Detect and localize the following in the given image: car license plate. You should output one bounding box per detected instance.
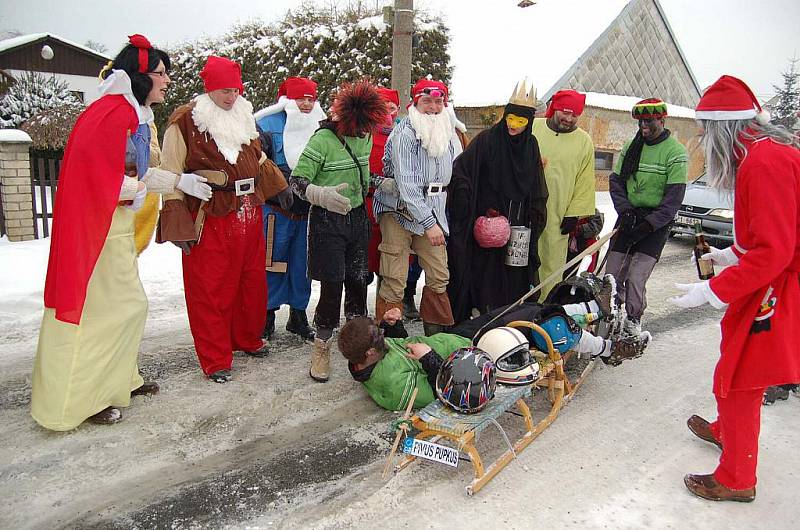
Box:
[402,437,459,467]
[675,214,698,226]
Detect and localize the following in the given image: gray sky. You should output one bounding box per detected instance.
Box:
[1,0,797,101]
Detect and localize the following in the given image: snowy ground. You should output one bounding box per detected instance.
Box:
[1,193,797,529]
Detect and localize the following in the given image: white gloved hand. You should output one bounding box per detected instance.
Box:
[691,245,739,267]
[376,177,398,195]
[305,183,352,215]
[129,184,148,211]
[177,173,213,201]
[668,281,729,309]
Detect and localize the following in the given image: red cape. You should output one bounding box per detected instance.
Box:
[43,95,139,324]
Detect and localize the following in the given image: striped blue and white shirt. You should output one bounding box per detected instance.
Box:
[373,117,454,236]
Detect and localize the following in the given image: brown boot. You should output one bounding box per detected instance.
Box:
[684,474,755,502]
[88,406,122,425]
[418,286,454,327]
[310,338,331,382]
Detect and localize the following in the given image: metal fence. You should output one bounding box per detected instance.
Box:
[29,148,61,239]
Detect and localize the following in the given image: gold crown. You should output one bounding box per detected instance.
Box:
[508,79,537,108]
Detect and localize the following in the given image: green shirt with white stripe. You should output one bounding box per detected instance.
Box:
[291,127,372,209]
[614,134,688,208]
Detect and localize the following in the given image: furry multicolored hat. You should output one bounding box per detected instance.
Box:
[632,98,668,120]
[331,80,388,137]
[695,75,771,125]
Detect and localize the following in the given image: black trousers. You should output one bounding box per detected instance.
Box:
[308,205,370,331]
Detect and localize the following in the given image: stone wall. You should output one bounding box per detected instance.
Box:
[0,130,35,241]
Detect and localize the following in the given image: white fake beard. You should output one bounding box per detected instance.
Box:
[283,99,326,169]
[192,94,259,165]
[408,104,452,158]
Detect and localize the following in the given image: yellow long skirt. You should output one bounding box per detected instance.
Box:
[31,207,148,431]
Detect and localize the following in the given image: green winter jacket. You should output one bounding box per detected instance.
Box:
[359,334,471,411]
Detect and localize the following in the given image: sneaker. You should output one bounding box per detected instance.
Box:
[286,308,315,341]
[208,370,232,383]
[603,332,651,366]
[623,316,642,336]
[244,341,270,358]
[595,274,618,320]
[763,385,790,405]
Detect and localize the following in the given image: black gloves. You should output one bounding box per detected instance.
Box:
[629,220,654,244]
[560,216,579,235]
[276,186,294,211]
[617,210,637,233]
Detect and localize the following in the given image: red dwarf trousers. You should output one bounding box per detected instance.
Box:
[708,387,765,490]
[182,203,267,375]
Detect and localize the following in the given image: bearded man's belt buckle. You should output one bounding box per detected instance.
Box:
[235,178,256,196]
[425,183,446,196]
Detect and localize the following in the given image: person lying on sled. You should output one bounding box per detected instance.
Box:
[337,274,651,411]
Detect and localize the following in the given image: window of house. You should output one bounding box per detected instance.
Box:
[595,151,614,171]
[70,90,84,103]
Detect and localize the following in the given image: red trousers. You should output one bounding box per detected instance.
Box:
[708,387,765,490]
[182,203,267,375]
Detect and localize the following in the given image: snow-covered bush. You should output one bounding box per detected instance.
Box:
[154,4,452,132]
[21,103,83,149]
[0,71,81,129]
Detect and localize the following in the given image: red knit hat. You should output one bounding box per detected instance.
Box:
[377,87,400,106]
[695,75,770,125]
[412,79,448,105]
[199,56,244,93]
[278,77,317,100]
[545,89,586,118]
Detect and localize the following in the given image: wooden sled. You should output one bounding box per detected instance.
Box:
[391,321,597,496]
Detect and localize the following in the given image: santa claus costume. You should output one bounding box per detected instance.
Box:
[157,56,287,382]
[671,75,800,501]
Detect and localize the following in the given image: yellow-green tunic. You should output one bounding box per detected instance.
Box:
[31,207,147,431]
[532,118,595,300]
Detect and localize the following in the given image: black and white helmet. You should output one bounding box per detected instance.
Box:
[477,327,538,386]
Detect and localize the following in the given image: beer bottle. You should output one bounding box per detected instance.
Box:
[693,223,715,280]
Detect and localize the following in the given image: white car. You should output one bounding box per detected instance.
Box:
[671,173,734,246]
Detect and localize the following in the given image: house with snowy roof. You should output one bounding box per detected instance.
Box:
[450,0,704,184]
[0,33,109,104]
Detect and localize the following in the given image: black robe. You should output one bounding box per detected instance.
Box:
[447,123,548,323]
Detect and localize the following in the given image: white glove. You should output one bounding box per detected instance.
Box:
[691,245,739,267]
[176,173,212,201]
[129,184,148,211]
[376,177,398,195]
[668,281,727,310]
[305,183,352,215]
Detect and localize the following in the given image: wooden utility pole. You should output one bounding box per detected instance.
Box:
[391,0,413,114]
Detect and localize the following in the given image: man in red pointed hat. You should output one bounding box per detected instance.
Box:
[670,74,800,502]
[254,77,326,342]
[156,55,288,383]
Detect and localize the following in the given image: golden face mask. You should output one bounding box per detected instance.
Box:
[505,113,529,130]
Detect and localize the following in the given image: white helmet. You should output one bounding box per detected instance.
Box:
[476,327,539,386]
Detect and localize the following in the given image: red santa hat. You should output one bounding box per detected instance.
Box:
[695,75,770,125]
[545,89,586,118]
[199,56,244,93]
[412,79,448,106]
[377,87,400,106]
[277,77,317,101]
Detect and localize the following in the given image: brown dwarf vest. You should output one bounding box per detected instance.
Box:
[170,103,285,218]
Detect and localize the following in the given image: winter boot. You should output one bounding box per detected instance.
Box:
[603,332,651,366]
[622,316,642,337]
[262,309,276,339]
[309,338,331,382]
[596,274,618,320]
[403,283,421,321]
[286,308,315,340]
[88,406,123,425]
[131,381,160,397]
[244,340,270,358]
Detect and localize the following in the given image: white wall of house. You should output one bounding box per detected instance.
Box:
[6,69,100,104]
